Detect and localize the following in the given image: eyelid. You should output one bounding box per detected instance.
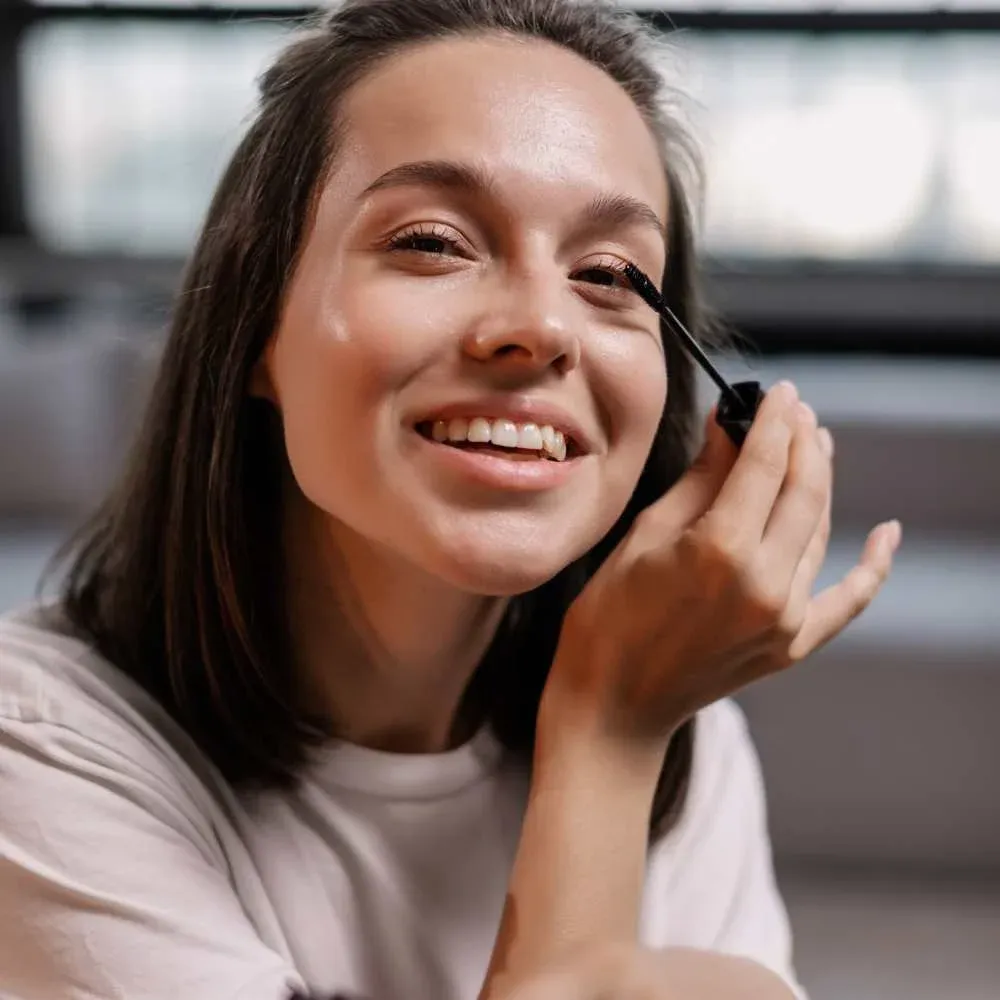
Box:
[581,252,631,274]
[572,252,637,293]
[381,220,473,252]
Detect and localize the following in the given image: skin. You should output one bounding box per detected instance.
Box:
[254,34,672,752]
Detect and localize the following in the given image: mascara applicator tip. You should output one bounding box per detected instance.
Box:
[621,261,764,448]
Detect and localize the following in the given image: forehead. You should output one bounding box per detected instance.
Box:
[332,34,669,217]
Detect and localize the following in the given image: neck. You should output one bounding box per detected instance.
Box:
[283,487,508,754]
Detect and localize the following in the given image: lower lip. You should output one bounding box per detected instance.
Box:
[412,432,583,491]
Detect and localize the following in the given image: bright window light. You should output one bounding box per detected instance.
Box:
[18,17,1000,263]
[21,20,290,253]
[948,121,1000,255]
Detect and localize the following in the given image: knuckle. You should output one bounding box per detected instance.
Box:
[778,605,807,639]
[742,574,789,624]
[857,571,882,609]
[846,571,877,620]
[745,438,788,482]
[808,525,831,563]
[686,519,745,574]
[627,545,664,591]
[818,507,833,538]
[799,474,830,512]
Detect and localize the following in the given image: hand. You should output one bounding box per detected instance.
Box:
[490,943,795,1000]
[545,381,900,747]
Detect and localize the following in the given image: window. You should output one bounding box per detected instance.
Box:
[677,32,1000,263]
[20,19,290,253]
[15,4,1000,265]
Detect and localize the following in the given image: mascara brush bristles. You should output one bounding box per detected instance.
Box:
[621,262,740,407]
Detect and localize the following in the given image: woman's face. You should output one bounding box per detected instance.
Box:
[258,34,670,595]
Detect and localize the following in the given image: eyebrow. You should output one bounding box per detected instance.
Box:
[360,159,667,241]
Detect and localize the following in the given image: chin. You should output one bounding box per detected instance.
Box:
[441,561,560,597]
[421,524,590,597]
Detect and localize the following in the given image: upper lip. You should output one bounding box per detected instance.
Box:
[412,395,595,454]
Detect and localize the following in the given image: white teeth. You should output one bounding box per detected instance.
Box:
[427,417,570,460]
[518,423,544,450]
[467,417,492,443]
[491,419,520,448]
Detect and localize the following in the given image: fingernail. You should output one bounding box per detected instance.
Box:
[886,519,903,552]
[818,427,834,456]
[798,402,817,427]
[774,380,799,403]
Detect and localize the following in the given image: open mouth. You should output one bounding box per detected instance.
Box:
[415,417,581,462]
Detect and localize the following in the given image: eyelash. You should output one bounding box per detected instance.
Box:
[384,225,635,295]
[384,223,460,256]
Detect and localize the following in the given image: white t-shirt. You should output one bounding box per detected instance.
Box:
[0,606,803,1000]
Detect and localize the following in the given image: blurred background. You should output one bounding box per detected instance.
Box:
[0,1,997,997]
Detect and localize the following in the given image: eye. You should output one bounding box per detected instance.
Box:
[385,223,465,257]
[571,255,633,294]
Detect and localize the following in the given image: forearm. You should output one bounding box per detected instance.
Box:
[480,697,669,995]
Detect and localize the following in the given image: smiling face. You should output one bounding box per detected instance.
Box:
[256,33,671,595]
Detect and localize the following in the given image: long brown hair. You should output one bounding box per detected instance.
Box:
[56,0,716,840]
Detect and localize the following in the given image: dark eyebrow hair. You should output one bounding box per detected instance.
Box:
[580,191,667,242]
[360,158,667,241]
[361,159,498,199]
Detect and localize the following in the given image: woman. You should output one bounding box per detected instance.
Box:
[0,2,900,999]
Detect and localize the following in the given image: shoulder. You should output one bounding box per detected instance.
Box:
[0,608,304,998]
[0,604,232,832]
[656,697,771,865]
[2,603,170,745]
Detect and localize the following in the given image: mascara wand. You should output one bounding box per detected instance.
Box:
[622,262,764,448]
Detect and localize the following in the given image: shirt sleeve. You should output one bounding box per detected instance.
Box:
[0,711,306,1000]
[641,699,808,1000]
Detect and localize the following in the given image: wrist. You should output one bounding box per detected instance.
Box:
[536,669,672,791]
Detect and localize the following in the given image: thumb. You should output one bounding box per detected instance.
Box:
[645,406,738,534]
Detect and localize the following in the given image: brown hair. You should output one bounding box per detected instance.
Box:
[56,0,715,840]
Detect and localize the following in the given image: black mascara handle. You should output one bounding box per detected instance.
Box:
[715,380,765,448]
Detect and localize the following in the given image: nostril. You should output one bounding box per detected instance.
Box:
[494,343,527,359]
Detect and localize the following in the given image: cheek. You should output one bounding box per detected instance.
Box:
[264,291,404,486]
[578,335,666,544]
[592,334,668,456]
[263,272,463,508]
[270,273,431,413]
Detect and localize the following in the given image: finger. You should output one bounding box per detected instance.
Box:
[707,381,802,547]
[640,405,737,538]
[784,427,834,616]
[759,409,831,590]
[788,519,901,661]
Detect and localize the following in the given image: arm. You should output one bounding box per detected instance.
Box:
[480,697,799,1000]
[480,698,668,992]
[480,390,895,999]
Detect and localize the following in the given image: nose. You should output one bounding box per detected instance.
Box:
[460,272,581,377]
